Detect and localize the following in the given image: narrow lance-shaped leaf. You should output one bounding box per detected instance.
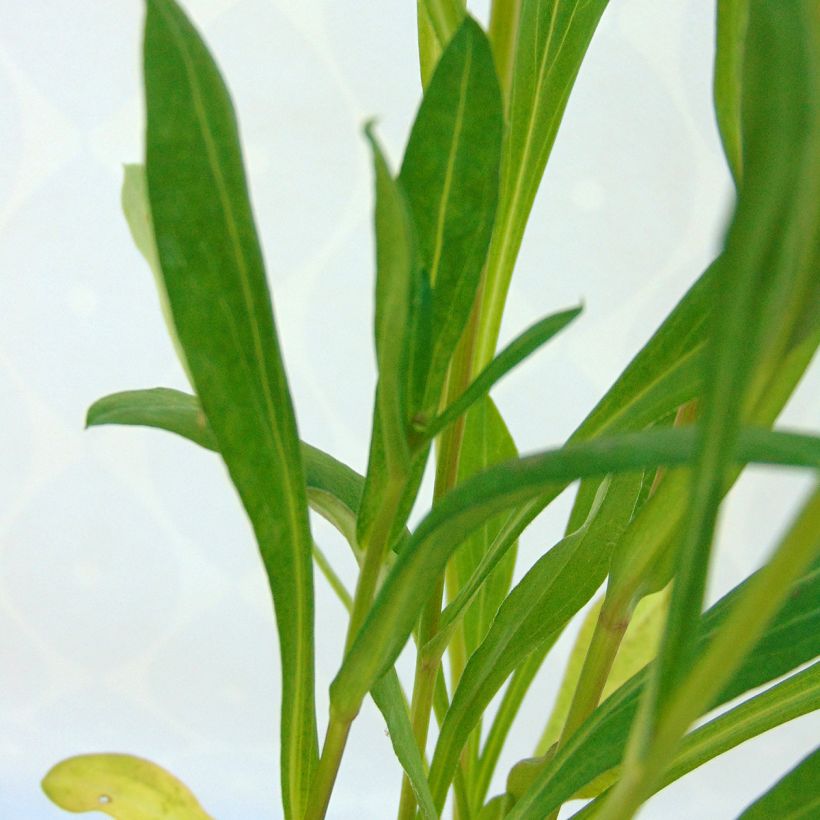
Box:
[328,426,820,722]
[366,123,415,477]
[452,397,519,660]
[737,746,820,820]
[121,164,193,383]
[714,0,749,186]
[399,15,503,417]
[627,0,820,777]
[422,306,582,441]
[428,471,644,808]
[143,1,317,814]
[42,754,212,819]
[504,548,820,818]
[570,661,820,817]
[475,0,611,368]
[86,388,368,553]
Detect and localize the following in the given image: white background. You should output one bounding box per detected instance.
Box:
[0,1,817,817]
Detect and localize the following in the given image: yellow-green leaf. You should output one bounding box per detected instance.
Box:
[42,754,211,819]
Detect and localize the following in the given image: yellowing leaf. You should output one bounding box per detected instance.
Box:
[42,754,211,819]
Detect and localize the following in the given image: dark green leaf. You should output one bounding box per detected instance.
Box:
[399,15,503,414]
[571,661,820,817]
[143,2,317,813]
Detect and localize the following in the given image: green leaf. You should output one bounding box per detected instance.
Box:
[474,648,545,809]
[310,547,436,820]
[738,745,820,820]
[86,388,366,554]
[634,0,820,767]
[91,388,432,819]
[667,666,820,811]
[504,547,820,818]
[452,397,519,661]
[428,471,643,808]
[371,673,438,820]
[399,15,504,414]
[422,306,581,441]
[714,0,749,185]
[488,0,522,102]
[366,123,416,476]
[417,0,466,86]
[562,257,716,536]
[475,0,611,367]
[88,387,215,449]
[143,2,317,814]
[328,425,820,743]
[42,754,211,819]
[538,587,669,757]
[121,164,193,383]
[422,0,465,54]
[572,661,820,817]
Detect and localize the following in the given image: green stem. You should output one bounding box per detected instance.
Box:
[302,716,351,820]
[308,477,405,818]
[399,286,482,818]
[398,576,447,820]
[597,485,820,820]
[558,603,628,749]
[312,542,352,611]
[346,476,405,650]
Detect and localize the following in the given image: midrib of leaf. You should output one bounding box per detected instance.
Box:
[429,40,473,288]
[154,3,312,809]
[480,0,586,368]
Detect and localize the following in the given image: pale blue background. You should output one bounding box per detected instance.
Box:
[0,1,817,817]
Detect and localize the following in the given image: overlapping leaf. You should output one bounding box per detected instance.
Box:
[399,15,503,417]
[626,0,820,780]
[475,0,611,367]
[143,1,317,813]
[328,427,820,724]
[504,550,820,817]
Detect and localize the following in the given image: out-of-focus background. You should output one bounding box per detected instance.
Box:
[0,1,817,817]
